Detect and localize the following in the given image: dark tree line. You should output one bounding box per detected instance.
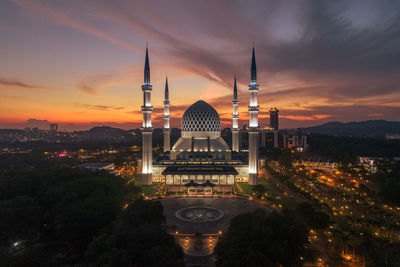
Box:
[86,199,183,266]
[307,134,400,163]
[214,206,326,267]
[0,168,182,266]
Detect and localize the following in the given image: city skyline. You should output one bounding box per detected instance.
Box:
[1,0,400,131]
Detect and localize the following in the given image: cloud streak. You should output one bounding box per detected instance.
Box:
[74,103,125,111]
[0,78,49,91]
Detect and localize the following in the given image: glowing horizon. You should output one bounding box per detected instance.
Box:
[1,0,399,131]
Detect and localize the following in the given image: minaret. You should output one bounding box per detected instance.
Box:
[141,45,153,185]
[232,77,239,152]
[248,46,259,185]
[163,77,171,153]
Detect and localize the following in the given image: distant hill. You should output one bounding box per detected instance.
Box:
[88,126,126,135]
[297,120,400,138]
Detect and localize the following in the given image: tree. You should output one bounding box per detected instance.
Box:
[86,199,184,266]
[295,202,330,230]
[253,184,266,197]
[0,167,141,264]
[215,209,317,267]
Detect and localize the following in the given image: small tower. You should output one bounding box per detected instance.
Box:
[163,77,171,152]
[232,77,239,152]
[248,46,260,185]
[269,107,279,130]
[141,45,153,185]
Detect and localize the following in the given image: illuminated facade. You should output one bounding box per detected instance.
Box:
[139,45,265,192]
[141,46,153,185]
[248,47,259,185]
[154,99,248,193]
[163,77,171,152]
[232,77,240,152]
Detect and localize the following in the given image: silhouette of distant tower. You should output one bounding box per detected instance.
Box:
[269,107,279,130]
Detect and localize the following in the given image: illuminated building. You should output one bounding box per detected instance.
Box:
[283,133,308,152]
[232,77,240,152]
[163,77,171,153]
[152,99,249,193]
[141,45,153,185]
[248,46,259,185]
[139,45,267,193]
[50,123,58,132]
[269,107,279,130]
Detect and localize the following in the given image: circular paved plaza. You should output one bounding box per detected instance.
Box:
[160,197,267,234]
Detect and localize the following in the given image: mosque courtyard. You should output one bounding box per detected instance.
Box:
[160,197,268,235]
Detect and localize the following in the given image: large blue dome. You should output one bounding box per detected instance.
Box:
[182,100,221,132]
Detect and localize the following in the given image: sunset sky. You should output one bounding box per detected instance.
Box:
[1,0,400,131]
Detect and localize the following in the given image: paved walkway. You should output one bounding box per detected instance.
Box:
[160,197,268,234]
[160,197,271,266]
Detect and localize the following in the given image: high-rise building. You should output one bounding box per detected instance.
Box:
[232,77,239,152]
[269,107,279,130]
[283,132,308,152]
[248,46,260,185]
[141,45,153,185]
[163,77,171,153]
[50,123,58,132]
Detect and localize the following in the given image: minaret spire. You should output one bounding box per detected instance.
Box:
[141,44,153,185]
[251,45,257,85]
[165,76,169,101]
[233,77,238,100]
[248,44,260,185]
[163,76,171,152]
[232,76,239,152]
[144,44,150,84]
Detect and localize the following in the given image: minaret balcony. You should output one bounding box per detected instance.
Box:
[141,106,153,112]
[248,84,258,90]
[248,106,260,111]
[142,84,152,91]
[141,127,153,132]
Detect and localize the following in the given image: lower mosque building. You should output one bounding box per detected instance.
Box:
[152,100,249,194]
[139,45,262,194]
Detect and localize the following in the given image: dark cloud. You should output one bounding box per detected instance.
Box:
[77,85,98,96]
[0,78,48,90]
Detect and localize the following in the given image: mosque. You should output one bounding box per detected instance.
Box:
[139,46,261,194]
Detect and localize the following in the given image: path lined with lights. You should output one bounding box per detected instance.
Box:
[265,160,400,265]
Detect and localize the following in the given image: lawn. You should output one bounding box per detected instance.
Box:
[132,176,160,196]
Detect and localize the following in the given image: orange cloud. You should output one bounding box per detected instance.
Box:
[281,115,333,121]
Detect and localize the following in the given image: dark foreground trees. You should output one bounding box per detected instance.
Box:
[0,167,146,264]
[86,198,184,266]
[0,167,183,265]
[214,209,317,267]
